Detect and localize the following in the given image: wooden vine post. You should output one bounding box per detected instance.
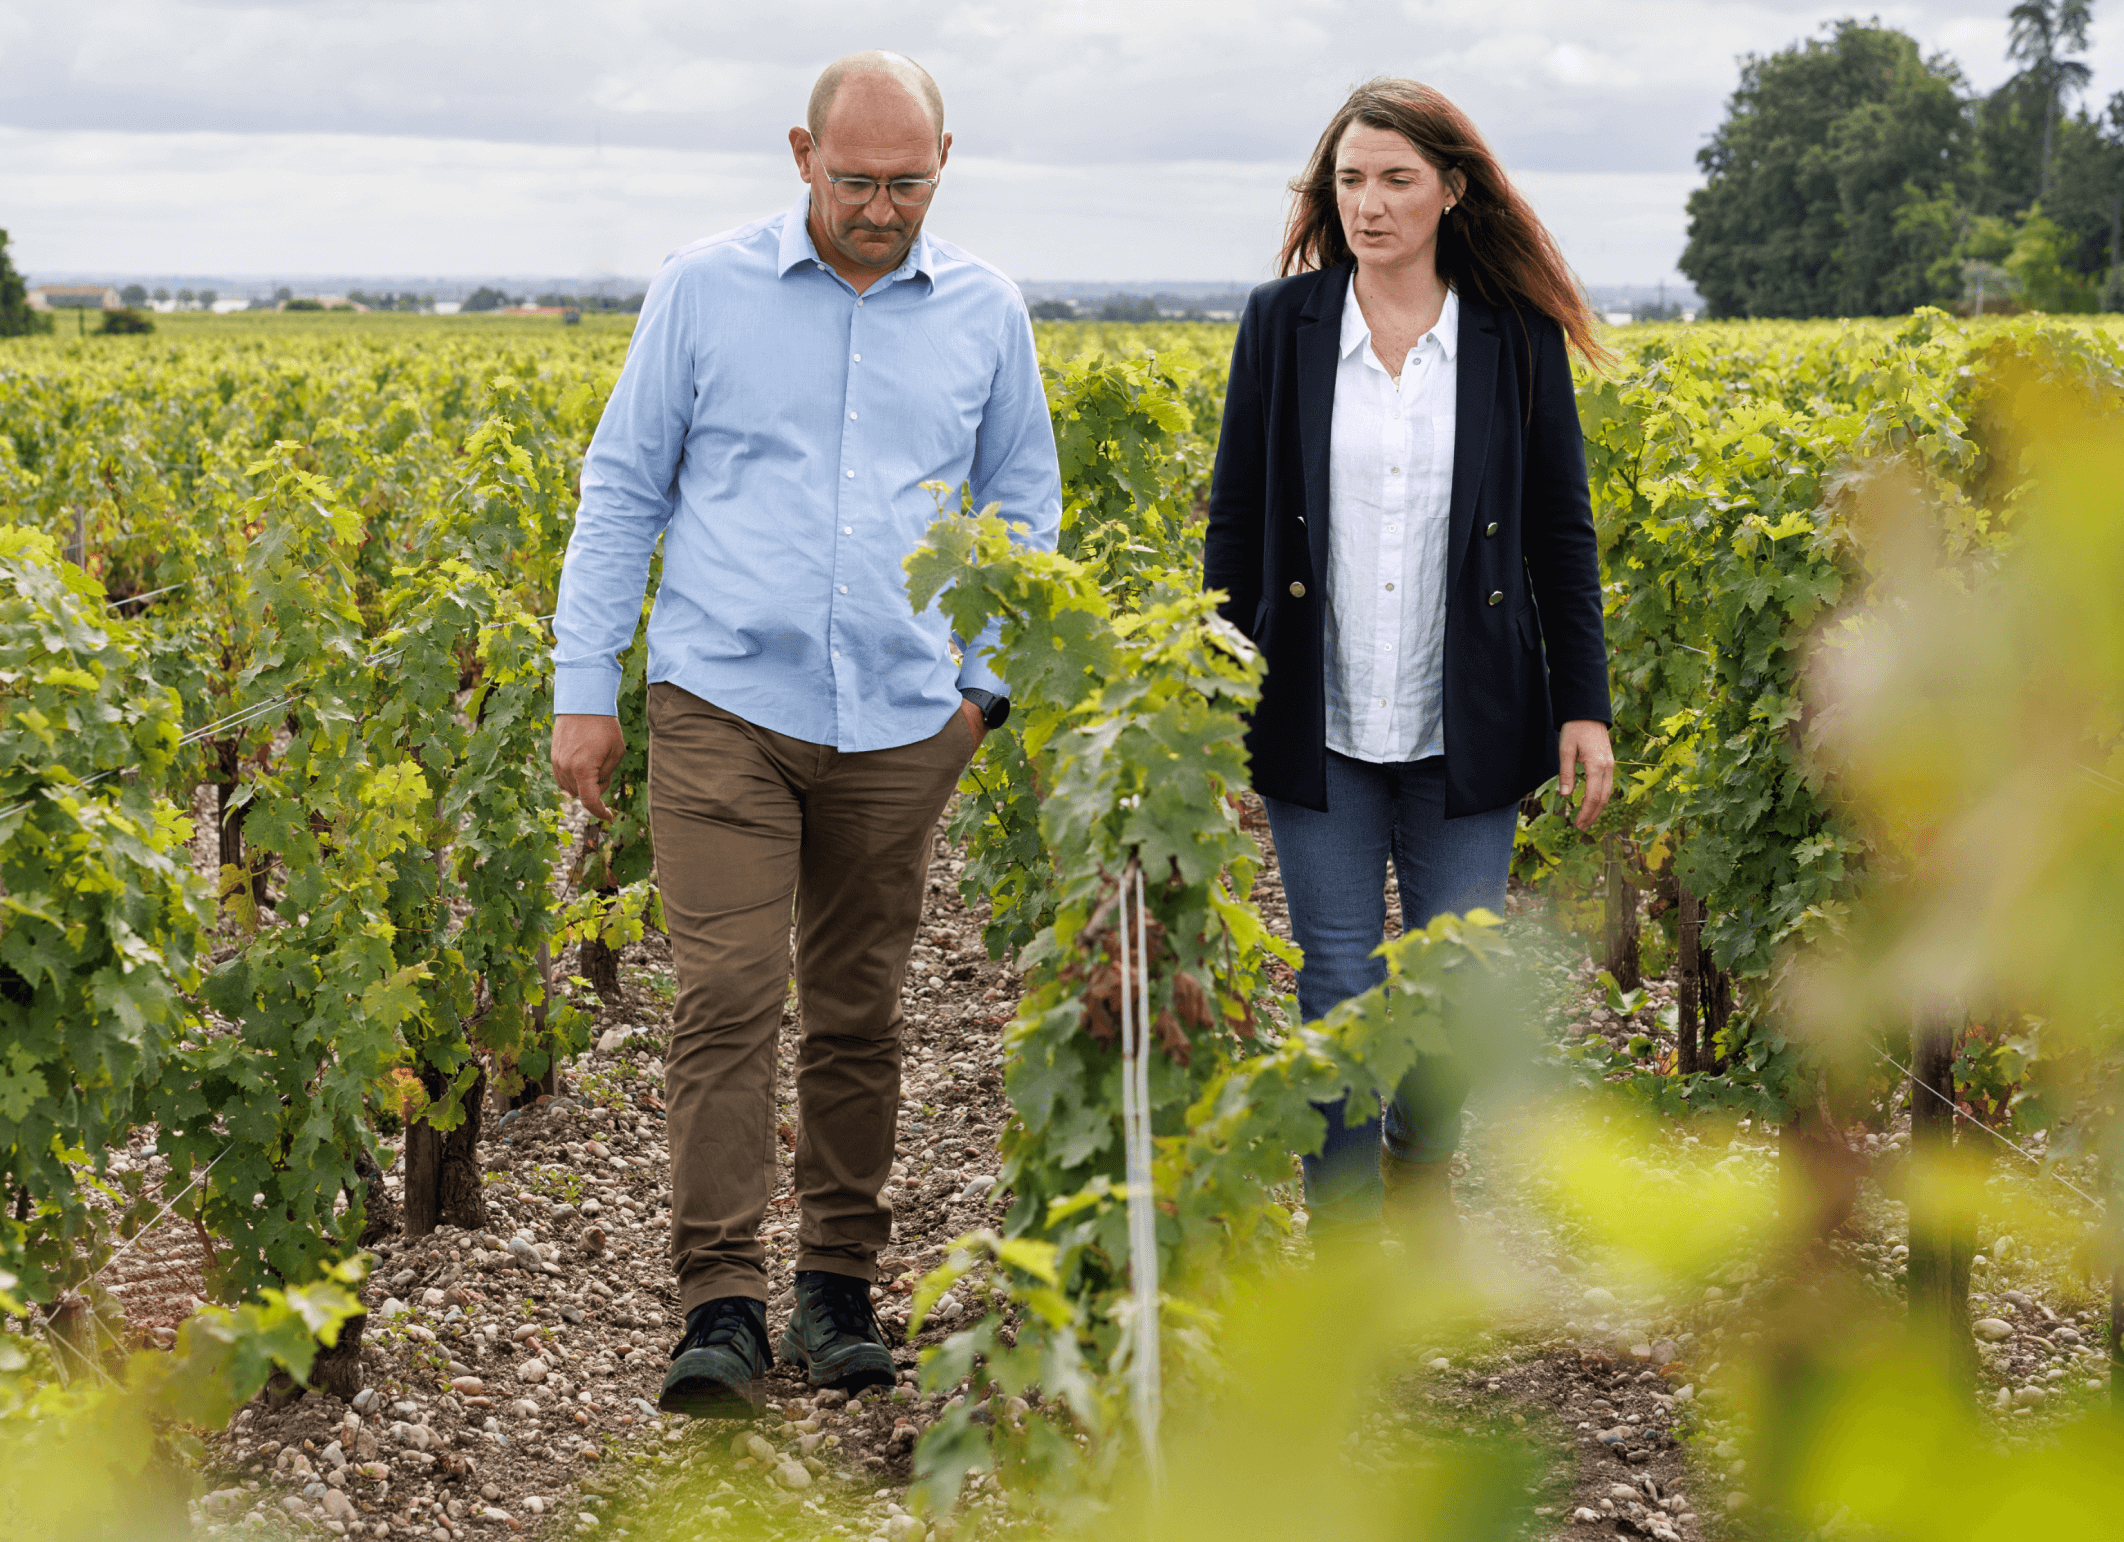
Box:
[1601,835,1641,992]
[1675,884,1702,1075]
[1907,1006,1977,1394]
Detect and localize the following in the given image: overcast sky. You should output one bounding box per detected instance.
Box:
[3,0,2119,288]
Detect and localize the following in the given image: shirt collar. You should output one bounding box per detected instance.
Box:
[1339,273,1460,364]
[777,191,936,287]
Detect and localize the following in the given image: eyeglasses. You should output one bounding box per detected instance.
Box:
[824,173,940,208]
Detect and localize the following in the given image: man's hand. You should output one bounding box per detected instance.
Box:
[1559,719,1616,832]
[552,714,624,823]
[959,697,988,754]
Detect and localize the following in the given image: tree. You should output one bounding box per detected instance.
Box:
[152,287,169,303]
[1681,21,1971,317]
[0,229,52,337]
[462,286,512,312]
[1029,299,1077,320]
[120,283,148,305]
[198,289,218,309]
[1097,294,1160,321]
[2007,0,2094,195]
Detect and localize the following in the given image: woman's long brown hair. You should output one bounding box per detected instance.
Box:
[1280,77,1608,368]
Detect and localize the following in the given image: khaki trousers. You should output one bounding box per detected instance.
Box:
[648,683,971,1312]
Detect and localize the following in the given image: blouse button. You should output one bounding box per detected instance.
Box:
[1487,591,1503,606]
[1485,521,1499,537]
[1288,581,1306,598]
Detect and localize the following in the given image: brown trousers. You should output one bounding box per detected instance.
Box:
[648,683,971,1311]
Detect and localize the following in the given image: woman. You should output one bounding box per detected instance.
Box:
[1204,78,1615,1239]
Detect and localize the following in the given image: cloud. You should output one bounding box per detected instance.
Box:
[0,124,1695,289]
[2,0,2115,281]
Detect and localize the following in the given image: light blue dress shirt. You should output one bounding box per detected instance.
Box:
[552,193,1062,750]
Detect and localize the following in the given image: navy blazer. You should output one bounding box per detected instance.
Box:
[1203,265,1612,817]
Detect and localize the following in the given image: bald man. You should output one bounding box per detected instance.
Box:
[550,51,1061,1417]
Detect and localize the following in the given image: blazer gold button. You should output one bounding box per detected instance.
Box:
[1485,521,1499,537]
[1289,581,1307,598]
[1488,590,1503,606]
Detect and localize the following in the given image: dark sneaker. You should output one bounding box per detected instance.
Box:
[778,1270,896,1393]
[659,1297,771,1418]
[1382,1155,1461,1261]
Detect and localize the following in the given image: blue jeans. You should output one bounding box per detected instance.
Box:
[1263,751,1517,1229]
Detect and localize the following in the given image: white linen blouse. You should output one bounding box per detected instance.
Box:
[1322,277,1459,764]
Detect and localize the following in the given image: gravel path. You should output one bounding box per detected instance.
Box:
[151,794,2112,1542]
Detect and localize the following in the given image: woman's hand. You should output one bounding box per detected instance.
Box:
[1559,720,1615,831]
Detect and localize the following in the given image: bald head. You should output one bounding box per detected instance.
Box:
[806,50,945,145]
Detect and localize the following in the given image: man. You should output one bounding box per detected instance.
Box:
[549,50,1060,1418]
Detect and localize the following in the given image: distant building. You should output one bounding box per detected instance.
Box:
[432,301,463,315]
[28,284,122,311]
[1603,311,1634,327]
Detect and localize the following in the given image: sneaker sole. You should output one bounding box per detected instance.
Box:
[778,1325,896,1393]
[658,1349,765,1419]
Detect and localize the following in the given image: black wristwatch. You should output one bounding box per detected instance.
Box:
[959,688,1010,730]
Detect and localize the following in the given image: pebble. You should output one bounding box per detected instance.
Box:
[351,1388,380,1414]
[1582,1287,1618,1312]
[376,1298,409,1321]
[1973,1318,2015,1342]
[775,1460,812,1490]
[450,1376,485,1395]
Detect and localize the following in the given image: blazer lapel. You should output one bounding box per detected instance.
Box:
[1447,296,1500,592]
[1295,266,1346,582]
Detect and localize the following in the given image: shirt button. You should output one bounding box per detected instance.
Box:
[1384,582,1395,592]
[1378,698,1388,708]
[839,585,849,595]
[1288,581,1306,598]
[1488,591,1503,606]
[845,469,855,478]
[853,353,861,362]
[833,649,842,658]
[1385,523,1398,534]
[1485,521,1499,537]
[856,298,864,307]
[843,526,853,535]
[849,411,858,420]
[1389,467,1401,475]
